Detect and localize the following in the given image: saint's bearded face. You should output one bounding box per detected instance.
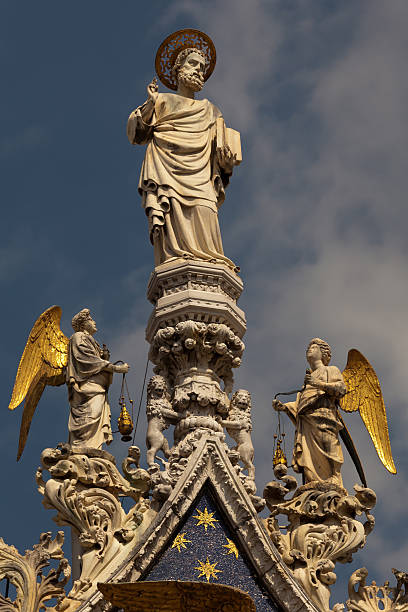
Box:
[177,51,205,92]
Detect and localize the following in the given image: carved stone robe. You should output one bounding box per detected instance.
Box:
[285,366,346,487]
[127,93,235,269]
[66,331,113,449]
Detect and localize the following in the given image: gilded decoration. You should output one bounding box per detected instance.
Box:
[172,533,192,553]
[141,488,276,610]
[193,507,218,532]
[98,581,256,612]
[194,557,222,582]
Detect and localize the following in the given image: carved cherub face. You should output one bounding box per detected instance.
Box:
[177,51,206,92]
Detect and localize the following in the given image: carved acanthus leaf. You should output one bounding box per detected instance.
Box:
[345,567,408,612]
[0,532,70,612]
[264,475,377,612]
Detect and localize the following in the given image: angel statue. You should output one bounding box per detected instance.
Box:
[127,29,241,271]
[8,306,129,460]
[273,338,396,489]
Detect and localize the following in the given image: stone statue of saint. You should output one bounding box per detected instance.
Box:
[67,309,129,449]
[273,338,346,488]
[127,30,241,270]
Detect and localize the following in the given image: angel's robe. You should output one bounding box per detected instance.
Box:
[285,365,346,488]
[127,93,235,269]
[66,331,113,449]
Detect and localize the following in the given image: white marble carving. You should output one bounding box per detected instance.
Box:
[0,531,70,612]
[145,375,179,467]
[273,338,346,488]
[264,467,376,612]
[68,309,129,450]
[149,320,243,399]
[36,444,155,609]
[82,435,320,612]
[146,260,246,341]
[128,46,241,270]
[343,567,408,612]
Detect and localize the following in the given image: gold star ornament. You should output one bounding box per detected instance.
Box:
[194,557,222,582]
[193,507,218,532]
[171,533,191,553]
[223,538,239,559]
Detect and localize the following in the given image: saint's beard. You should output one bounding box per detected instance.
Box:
[177,69,204,92]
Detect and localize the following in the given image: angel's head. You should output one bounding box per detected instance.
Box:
[306,338,331,366]
[72,308,97,335]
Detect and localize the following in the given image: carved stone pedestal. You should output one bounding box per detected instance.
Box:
[264,468,377,612]
[143,262,264,511]
[146,259,246,341]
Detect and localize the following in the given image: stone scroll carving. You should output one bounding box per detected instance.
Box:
[0,531,70,612]
[264,465,377,612]
[36,444,155,608]
[343,567,408,612]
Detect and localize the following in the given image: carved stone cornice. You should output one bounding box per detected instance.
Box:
[146,260,246,341]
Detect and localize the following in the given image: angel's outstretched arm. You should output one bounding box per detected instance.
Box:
[273,399,297,425]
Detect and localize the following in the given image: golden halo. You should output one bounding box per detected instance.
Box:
[155,29,216,91]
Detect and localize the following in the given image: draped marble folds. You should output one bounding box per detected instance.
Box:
[66,331,113,449]
[127,93,236,269]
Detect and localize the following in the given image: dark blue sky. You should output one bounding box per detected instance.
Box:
[1,1,408,607]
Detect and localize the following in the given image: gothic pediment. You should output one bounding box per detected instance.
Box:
[83,435,319,612]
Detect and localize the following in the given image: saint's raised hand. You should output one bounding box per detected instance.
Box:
[147,77,159,104]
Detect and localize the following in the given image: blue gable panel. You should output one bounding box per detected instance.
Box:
[142,485,281,611]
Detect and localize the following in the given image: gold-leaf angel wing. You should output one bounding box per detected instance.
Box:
[339,348,396,474]
[8,306,69,461]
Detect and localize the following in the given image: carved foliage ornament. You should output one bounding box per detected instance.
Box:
[0,532,70,612]
[36,445,152,603]
[155,29,216,91]
[149,321,244,395]
[345,567,408,612]
[264,477,377,612]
